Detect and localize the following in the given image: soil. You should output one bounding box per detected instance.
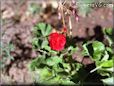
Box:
[0,0,113,85]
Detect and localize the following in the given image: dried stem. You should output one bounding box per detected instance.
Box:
[62,7,65,27]
[69,16,72,36]
[59,0,66,27]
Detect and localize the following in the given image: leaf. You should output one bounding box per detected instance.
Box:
[106,36,113,46]
[104,67,114,72]
[71,47,78,54]
[37,23,46,36]
[61,79,76,85]
[43,46,58,55]
[8,43,14,51]
[45,24,52,36]
[103,28,113,46]
[82,41,105,61]
[101,51,109,61]
[98,70,110,77]
[37,23,52,36]
[46,56,63,66]
[102,77,114,85]
[82,43,90,56]
[93,60,113,73]
[67,46,74,51]
[50,50,58,55]
[32,37,48,49]
[103,28,113,35]
[0,42,15,69]
[93,60,113,77]
[32,38,39,49]
[33,68,54,84]
[33,26,42,37]
[53,64,64,73]
[101,60,113,68]
[41,39,48,48]
[98,67,114,73]
[67,46,78,54]
[106,47,113,54]
[29,56,45,71]
[94,60,113,72]
[43,46,51,51]
[92,41,105,61]
[46,75,61,84]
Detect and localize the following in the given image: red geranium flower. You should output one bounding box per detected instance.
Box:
[49,32,66,51]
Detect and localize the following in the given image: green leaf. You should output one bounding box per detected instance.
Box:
[45,24,52,36]
[8,43,14,51]
[0,42,15,69]
[43,46,58,55]
[32,37,48,49]
[43,46,51,51]
[67,46,74,51]
[46,56,63,66]
[50,50,58,55]
[33,26,42,37]
[102,77,114,85]
[106,47,113,54]
[98,70,111,77]
[53,64,64,73]
[98,67,114,73]
[103,28,113,35]
[106,36,113,46]
[82,41,107,61]
[41,39,48,48]
[62,63,71,73]
[95,60,113,72]
[36,68,53,83]
[46,75,61,84]
[82,43,90,56]
[104,67,114,72]
[61,79,76,85]
[67,46,78,55]
[82,41,105,61]
[29,56,45,71]
[101,60,113,68]
[103,28,113,46]
[101,51,109,61]
[37,23,52,36]
[32,38,39,49]
[37,23,46,36]
[92,41,105,61]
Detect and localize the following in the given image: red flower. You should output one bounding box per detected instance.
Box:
[49,32,66,51]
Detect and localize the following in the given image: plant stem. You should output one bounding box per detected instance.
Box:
[37,49,48,55]
[69,16,72,36]
[62,9,65,27]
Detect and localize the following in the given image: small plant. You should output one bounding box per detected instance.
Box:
[29,22,82,85]
[82,28,114,85]
[0,42,14,69]
[29,0,114,85]
[29,22,114,85]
